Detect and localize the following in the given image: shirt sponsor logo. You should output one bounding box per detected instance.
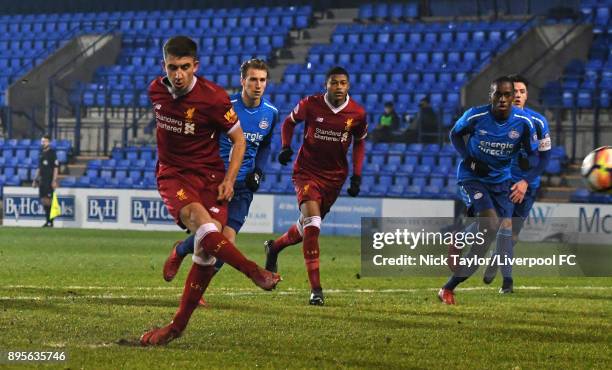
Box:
[508,130,520,139]
[259,118,269,129]
[4,195,75,220]
[478,141,515,156]
[131,197,174,225]
[314,127,343,142]
[87,196,118,222]
[244,132,264,143]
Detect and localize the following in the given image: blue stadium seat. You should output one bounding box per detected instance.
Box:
[545,159,561,175]
[378,175,393,186]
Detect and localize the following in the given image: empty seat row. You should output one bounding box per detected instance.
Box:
[332,29,513,45]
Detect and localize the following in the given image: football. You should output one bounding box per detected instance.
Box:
[581,146,612,193]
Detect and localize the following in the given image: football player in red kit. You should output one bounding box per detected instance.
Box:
[264,66,367,306]
[140,36,281,346]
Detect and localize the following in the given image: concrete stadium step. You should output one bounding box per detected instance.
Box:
[269,8,358,84]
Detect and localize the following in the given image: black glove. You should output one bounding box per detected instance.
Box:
[278,147,293,166]
[245,168,263,192]
[347,175,361,197]
[465,157,490,177]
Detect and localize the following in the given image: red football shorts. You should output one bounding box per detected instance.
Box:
[157,164,228,229]
[292,172,342,219]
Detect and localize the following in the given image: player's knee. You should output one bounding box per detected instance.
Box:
[499,218,512,230]
[192,222,220,267]
[180,203,218,232]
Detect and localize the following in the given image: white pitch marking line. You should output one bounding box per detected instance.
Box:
[0,286,609,301]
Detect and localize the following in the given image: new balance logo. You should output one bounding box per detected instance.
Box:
[316,117,324,122]
[209,206,220,214]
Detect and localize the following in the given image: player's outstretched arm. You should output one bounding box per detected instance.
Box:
[219,126,246,201]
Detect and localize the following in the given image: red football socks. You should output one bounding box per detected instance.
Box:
[201,231,257,275]
[272,224,303,253]
[302,226,321,290]
[172,263,215,331]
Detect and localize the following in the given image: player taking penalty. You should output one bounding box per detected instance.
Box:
[264,66,368,306]
[162,58,278,306]
[139,36,280,346]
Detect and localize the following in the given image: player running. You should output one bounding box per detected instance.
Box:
[139,36,280,346]
[264,66,367,306]
[438,76,538,305]
[162,58,278,305]
[482,74,552,293]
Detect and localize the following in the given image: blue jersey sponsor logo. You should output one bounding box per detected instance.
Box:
[4,194,75,220]
[131,197,174,225]
[87,196,118,222]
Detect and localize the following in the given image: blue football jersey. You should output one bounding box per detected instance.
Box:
[219,93,278,181]
[510,107,551,189]
[452,105,538,184]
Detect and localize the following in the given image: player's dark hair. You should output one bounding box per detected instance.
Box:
[325,66,350,82]
[490,75,513,94]
[508,74,529,89]
[163,36,197,60]
[42,134,51,140]
[240,58,269,79]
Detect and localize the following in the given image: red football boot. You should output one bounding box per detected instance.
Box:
[248,266,281,291]
[198,296,207,307]
[140,323,182,346]
[163,241,186,282]
[438,288,456,305]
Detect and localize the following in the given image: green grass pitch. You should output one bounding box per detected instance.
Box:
[0,227,610,369]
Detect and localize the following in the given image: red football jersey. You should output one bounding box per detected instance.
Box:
[148,75,239,174]
[290,94,368,184]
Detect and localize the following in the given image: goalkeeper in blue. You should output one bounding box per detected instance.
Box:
[162,59,278,305]
[438,76,538,305]
[482,74,552,293]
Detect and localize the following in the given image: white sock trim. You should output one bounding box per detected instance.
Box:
[303,216,321,230]
[193,223,219,266]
